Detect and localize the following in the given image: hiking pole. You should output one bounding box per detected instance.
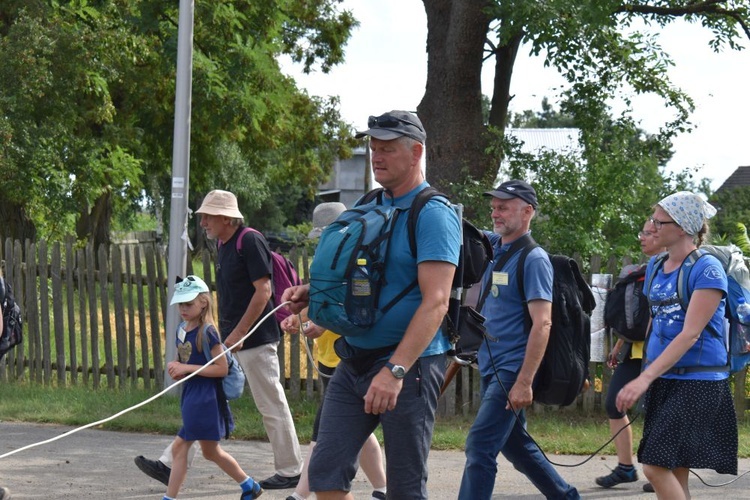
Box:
[440,360,462,396]
[442,203,465,395]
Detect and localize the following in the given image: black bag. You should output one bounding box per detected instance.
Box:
[450,305,488,364]
[519,251,596,406]
[0,277,23,359]
[604,264,649,342]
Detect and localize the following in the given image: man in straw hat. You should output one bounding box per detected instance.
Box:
[135,189,303,491]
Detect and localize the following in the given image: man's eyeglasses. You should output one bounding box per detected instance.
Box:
[649,216,678,230]
[368,114,424,132]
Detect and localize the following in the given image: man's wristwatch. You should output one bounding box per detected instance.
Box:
[385,361,406,379]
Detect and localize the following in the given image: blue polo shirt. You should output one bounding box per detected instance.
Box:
[477,231,553,377]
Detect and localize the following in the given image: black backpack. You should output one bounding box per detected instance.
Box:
[603,264,649,342]
[0,277,23,360]
[515,235,596,406]
[363,186,492,290]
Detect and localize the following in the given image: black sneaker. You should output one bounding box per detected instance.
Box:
[372,491,386,500]
[0,486,11,500]
[595,466,638,488]
[134,455,171,486]
[643,482,655,493]
[258,474,300,490]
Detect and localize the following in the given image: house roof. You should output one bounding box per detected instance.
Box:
[716,166,750,194]
[506,128,581,155]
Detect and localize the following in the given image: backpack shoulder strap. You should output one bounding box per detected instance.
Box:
[217,227,254,253]
[406,186,449,257]
[475,234,535,313]
[356,188,385,207]
[516,237,540,333]
[645,253,668,309]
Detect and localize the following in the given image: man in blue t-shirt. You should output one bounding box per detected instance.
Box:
[458,180,580,500]
[282,110,460,500]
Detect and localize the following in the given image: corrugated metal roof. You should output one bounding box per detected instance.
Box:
[506,128,581,155]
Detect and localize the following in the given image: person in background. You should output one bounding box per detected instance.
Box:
[136,189,303,491]
[457,180,579,500]
[617,191,737,499]
[595,222,665,493]
[164,275,262,500]
[0,268,7,500]
[282,110,461,499]
[281,202,387,500]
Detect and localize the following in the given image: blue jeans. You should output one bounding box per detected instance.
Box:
[308,353,445,499]
[458,372,580,500]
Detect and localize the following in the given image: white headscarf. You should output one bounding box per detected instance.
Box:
[657,191,717,235]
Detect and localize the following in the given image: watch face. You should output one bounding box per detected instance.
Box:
[392,365,406,379]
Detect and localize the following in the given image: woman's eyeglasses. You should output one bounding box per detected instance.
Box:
[637,231,654,239]
[649,216,678,230]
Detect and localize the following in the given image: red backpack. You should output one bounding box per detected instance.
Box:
[221,227,302,323]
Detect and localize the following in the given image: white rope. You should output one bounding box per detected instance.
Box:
[0,301,289,460]
[296,315,332,379]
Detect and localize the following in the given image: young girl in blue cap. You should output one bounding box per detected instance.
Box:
[164,275,263,500]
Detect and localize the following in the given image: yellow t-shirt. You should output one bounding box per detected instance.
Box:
[316,330,341,369]
[630,341,644,360]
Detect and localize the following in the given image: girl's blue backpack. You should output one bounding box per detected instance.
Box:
[197,325,246,400]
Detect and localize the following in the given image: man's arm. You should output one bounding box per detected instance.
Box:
[225,275,273,351]
[507,298,552,411]
[364,260,456,415]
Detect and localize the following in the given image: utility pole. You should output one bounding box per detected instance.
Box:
[165,0,195,387]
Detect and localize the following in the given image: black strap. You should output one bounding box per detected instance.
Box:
[475,234,534,313]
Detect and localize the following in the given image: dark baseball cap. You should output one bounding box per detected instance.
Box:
[355,110,426,144]
[484,180,538,208]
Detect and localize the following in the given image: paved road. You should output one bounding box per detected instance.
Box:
[1,421,749,498]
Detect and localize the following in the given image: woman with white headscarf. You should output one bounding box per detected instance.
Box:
[616,191,737,499]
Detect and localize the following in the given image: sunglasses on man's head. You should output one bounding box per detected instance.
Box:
[368,114,424,132]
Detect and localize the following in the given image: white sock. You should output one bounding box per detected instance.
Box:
[290,493,306,500]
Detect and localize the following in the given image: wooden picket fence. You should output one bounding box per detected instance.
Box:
[1,236,747,419]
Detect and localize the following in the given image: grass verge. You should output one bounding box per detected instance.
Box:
[2,382,750,457]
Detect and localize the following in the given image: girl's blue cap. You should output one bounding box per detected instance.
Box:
[170,275,209,305]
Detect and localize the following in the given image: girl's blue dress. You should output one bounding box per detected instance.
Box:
[176,324,233,441]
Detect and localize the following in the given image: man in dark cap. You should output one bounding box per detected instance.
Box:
[458,180,580,500]
[282,110,461,500]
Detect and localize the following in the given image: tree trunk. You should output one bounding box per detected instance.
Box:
[76,191,113,248]
[488,28,524,131]
[0,199,36,242]
[419,0,495,196]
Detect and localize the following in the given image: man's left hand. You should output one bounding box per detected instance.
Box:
[224,330,244,352]
[507,380,533,411]
[364,368,403,415]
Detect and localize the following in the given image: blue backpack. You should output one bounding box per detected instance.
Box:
[192,323,246,400]
[646,244,750,374]
[308,192,407,337]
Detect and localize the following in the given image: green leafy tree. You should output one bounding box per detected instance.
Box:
[0,0,357,246]
[418,0,749,256]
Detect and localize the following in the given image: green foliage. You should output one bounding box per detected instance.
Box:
[0,0,357,240]
[497,96,679,259]
[710,187,750,242]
